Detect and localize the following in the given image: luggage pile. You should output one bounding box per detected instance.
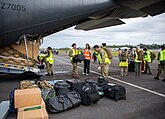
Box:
[44,77,126,113]
[9,77,126,118]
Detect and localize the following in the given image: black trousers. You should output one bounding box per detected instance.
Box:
[84,59,90,74]
[128,61,135,72]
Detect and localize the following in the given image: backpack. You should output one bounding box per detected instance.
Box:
[103,48,113,59]
[150,52,156,62]
[9,88,17,115]
[120,51,127,62]
[137,51,143,61]
[20,80,38,89]
[37,80,54,89]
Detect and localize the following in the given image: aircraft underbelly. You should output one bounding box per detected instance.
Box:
[0,0,116,47]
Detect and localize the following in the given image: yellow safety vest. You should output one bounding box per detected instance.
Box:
[39,54,45,60]
[97,49,110,64]
[134,51,142,63]
[144,50,151,62]
[70,48,80,61]
[46,50,54,64]
[159,50,165,64]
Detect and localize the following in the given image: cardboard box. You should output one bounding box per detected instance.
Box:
[17,108,48,119]
[18,98,45,112]
[15,88,41,108]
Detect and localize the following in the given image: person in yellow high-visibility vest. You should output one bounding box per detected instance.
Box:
[119,49,129,76]
[134,47,143,76]
[154,45,165,82]
[69,43,81,78]
[93,45,110,79]
[45,47,54,76]
[38,53,46,65]
[143,48,152,75]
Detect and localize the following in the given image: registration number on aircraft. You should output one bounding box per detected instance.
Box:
[1,2,26,11]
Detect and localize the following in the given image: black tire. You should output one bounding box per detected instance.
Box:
[22,71,41,79]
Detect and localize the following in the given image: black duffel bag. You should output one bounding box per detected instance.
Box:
[41,89,56,102]
[71,81,101,106]
[46,91,81,113]
[54,81,71,95]
[160,60,165,65]
[73,54,85,63]
[85,79,104,97]
[97,77,126,101]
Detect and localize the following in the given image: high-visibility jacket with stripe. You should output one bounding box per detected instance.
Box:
[134,51,142,63]
[97,49,110,64]
[69,48,80,61]
[144,50,151,63]
[83,49,91,60]
[46,50,54,64]
[158,50,165,64]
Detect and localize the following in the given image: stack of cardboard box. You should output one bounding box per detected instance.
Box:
[14,88,48,119]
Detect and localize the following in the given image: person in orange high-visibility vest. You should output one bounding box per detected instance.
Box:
[83,43,91,75]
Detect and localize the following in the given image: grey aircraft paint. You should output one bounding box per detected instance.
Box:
[0,0,165,47]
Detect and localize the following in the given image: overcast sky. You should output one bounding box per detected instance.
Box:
[41,13,165,48]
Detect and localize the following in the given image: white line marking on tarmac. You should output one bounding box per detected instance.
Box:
[55,58,165,98]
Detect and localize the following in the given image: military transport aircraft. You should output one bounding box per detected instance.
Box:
[0,0,164,74]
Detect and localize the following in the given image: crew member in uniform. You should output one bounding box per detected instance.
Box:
[45,47,54,76]
[143,48,152,75]
[93,45,110,79]
[134,47,142,76]
[69,43,81,78]
[154,45,165,82]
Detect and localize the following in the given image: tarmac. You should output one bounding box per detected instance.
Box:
[0,53,165,119]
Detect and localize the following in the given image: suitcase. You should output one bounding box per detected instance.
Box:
[101,83,126,101]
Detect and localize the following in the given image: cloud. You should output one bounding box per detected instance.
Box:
[41,13,165,48]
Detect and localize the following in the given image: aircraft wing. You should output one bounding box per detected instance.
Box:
[75,19,125,31]
[75,0,165,31]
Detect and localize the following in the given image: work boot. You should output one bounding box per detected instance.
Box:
[50,73,53,76]
[147,72,152,75]
[76,74,80,78]
[45,74,50,76]
[143,71,147,74]
[72,73,77,78]
[162,79,165,82]
[154,77,159,80]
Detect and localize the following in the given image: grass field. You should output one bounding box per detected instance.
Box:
[58,49,158,57]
